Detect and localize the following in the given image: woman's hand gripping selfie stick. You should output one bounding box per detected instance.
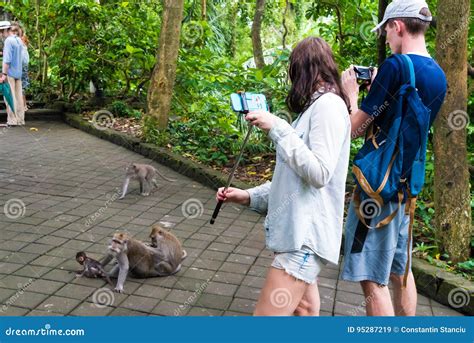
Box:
[210,92,253,225]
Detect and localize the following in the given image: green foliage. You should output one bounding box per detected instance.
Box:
[3,0,161,99]
[72,99,85,114]
[108,100,141,119]
[143,116,169,147]
[413,242,438,258]
[457,259,474,274]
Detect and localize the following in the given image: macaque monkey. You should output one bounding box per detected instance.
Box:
[119,163,176,199]
[101,231,184,293]
[149,225,187,275]
[75,251,113,286]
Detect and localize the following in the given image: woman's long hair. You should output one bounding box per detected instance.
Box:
[286,37,350,114]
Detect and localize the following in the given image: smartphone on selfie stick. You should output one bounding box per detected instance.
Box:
[210,92,269,224]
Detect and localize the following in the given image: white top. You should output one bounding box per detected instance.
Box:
[247,92,351,264]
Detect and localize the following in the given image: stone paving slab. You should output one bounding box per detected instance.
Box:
[0,121,465,317]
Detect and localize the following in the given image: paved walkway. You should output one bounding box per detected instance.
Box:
[0,121,463,316]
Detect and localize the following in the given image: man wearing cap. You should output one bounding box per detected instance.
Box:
[340,0,447,316]
[0,20,24,126]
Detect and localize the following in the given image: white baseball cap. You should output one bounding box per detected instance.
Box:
[0,21,11,30]
[372,0,432,32]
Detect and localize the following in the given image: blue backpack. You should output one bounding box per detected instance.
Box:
[352,54,431,229]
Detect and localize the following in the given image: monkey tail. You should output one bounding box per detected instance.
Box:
[182,249,187,261]
[104,275,114,286]
[153,167,177,182]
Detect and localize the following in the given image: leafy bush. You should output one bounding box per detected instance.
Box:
[108,100,142,119]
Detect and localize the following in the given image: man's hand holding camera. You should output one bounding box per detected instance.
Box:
[342,65,378,112]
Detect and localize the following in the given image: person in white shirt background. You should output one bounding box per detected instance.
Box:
[13,22,29,112]
[0,20,24,126]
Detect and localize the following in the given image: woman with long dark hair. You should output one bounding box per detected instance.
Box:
[216,37,351,316]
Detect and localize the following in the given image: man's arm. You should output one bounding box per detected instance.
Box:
[350,109,373,139]
[1,39,11,83]
[0,64,8,83]
[342,65,378,138]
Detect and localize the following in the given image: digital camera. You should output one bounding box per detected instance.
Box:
[230,92,268,113]
[353,65,374,81]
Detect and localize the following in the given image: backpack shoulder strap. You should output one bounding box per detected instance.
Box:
[401,54,415,87]
[392,54,415,88]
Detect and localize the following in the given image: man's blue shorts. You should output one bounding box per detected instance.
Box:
[341,200,412,286]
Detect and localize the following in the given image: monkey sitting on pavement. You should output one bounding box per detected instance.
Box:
[101,231,184,293]
[149,225,187,276]
[75,251,113,286]
[119,163,176,199]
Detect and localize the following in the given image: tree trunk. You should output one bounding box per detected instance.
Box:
[434,0,471,263]
[201,0,207,21]
[147,0,185,130]
[251,0,266,69]
[377,0,388,66]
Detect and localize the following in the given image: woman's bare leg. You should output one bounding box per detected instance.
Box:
[294,282,320,316]
[254,267,308,316]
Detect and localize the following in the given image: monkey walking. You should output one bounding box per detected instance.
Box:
[119,163,176,199]
[101,230,186,293]
[75,251,113,286]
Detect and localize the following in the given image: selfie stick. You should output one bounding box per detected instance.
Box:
[210,92,253,225]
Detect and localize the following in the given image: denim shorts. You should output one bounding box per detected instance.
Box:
[271,246,327,284]
[341,201,411,286]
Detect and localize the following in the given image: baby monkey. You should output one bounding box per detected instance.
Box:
[75,251,113,285]
[119,163,176,199]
